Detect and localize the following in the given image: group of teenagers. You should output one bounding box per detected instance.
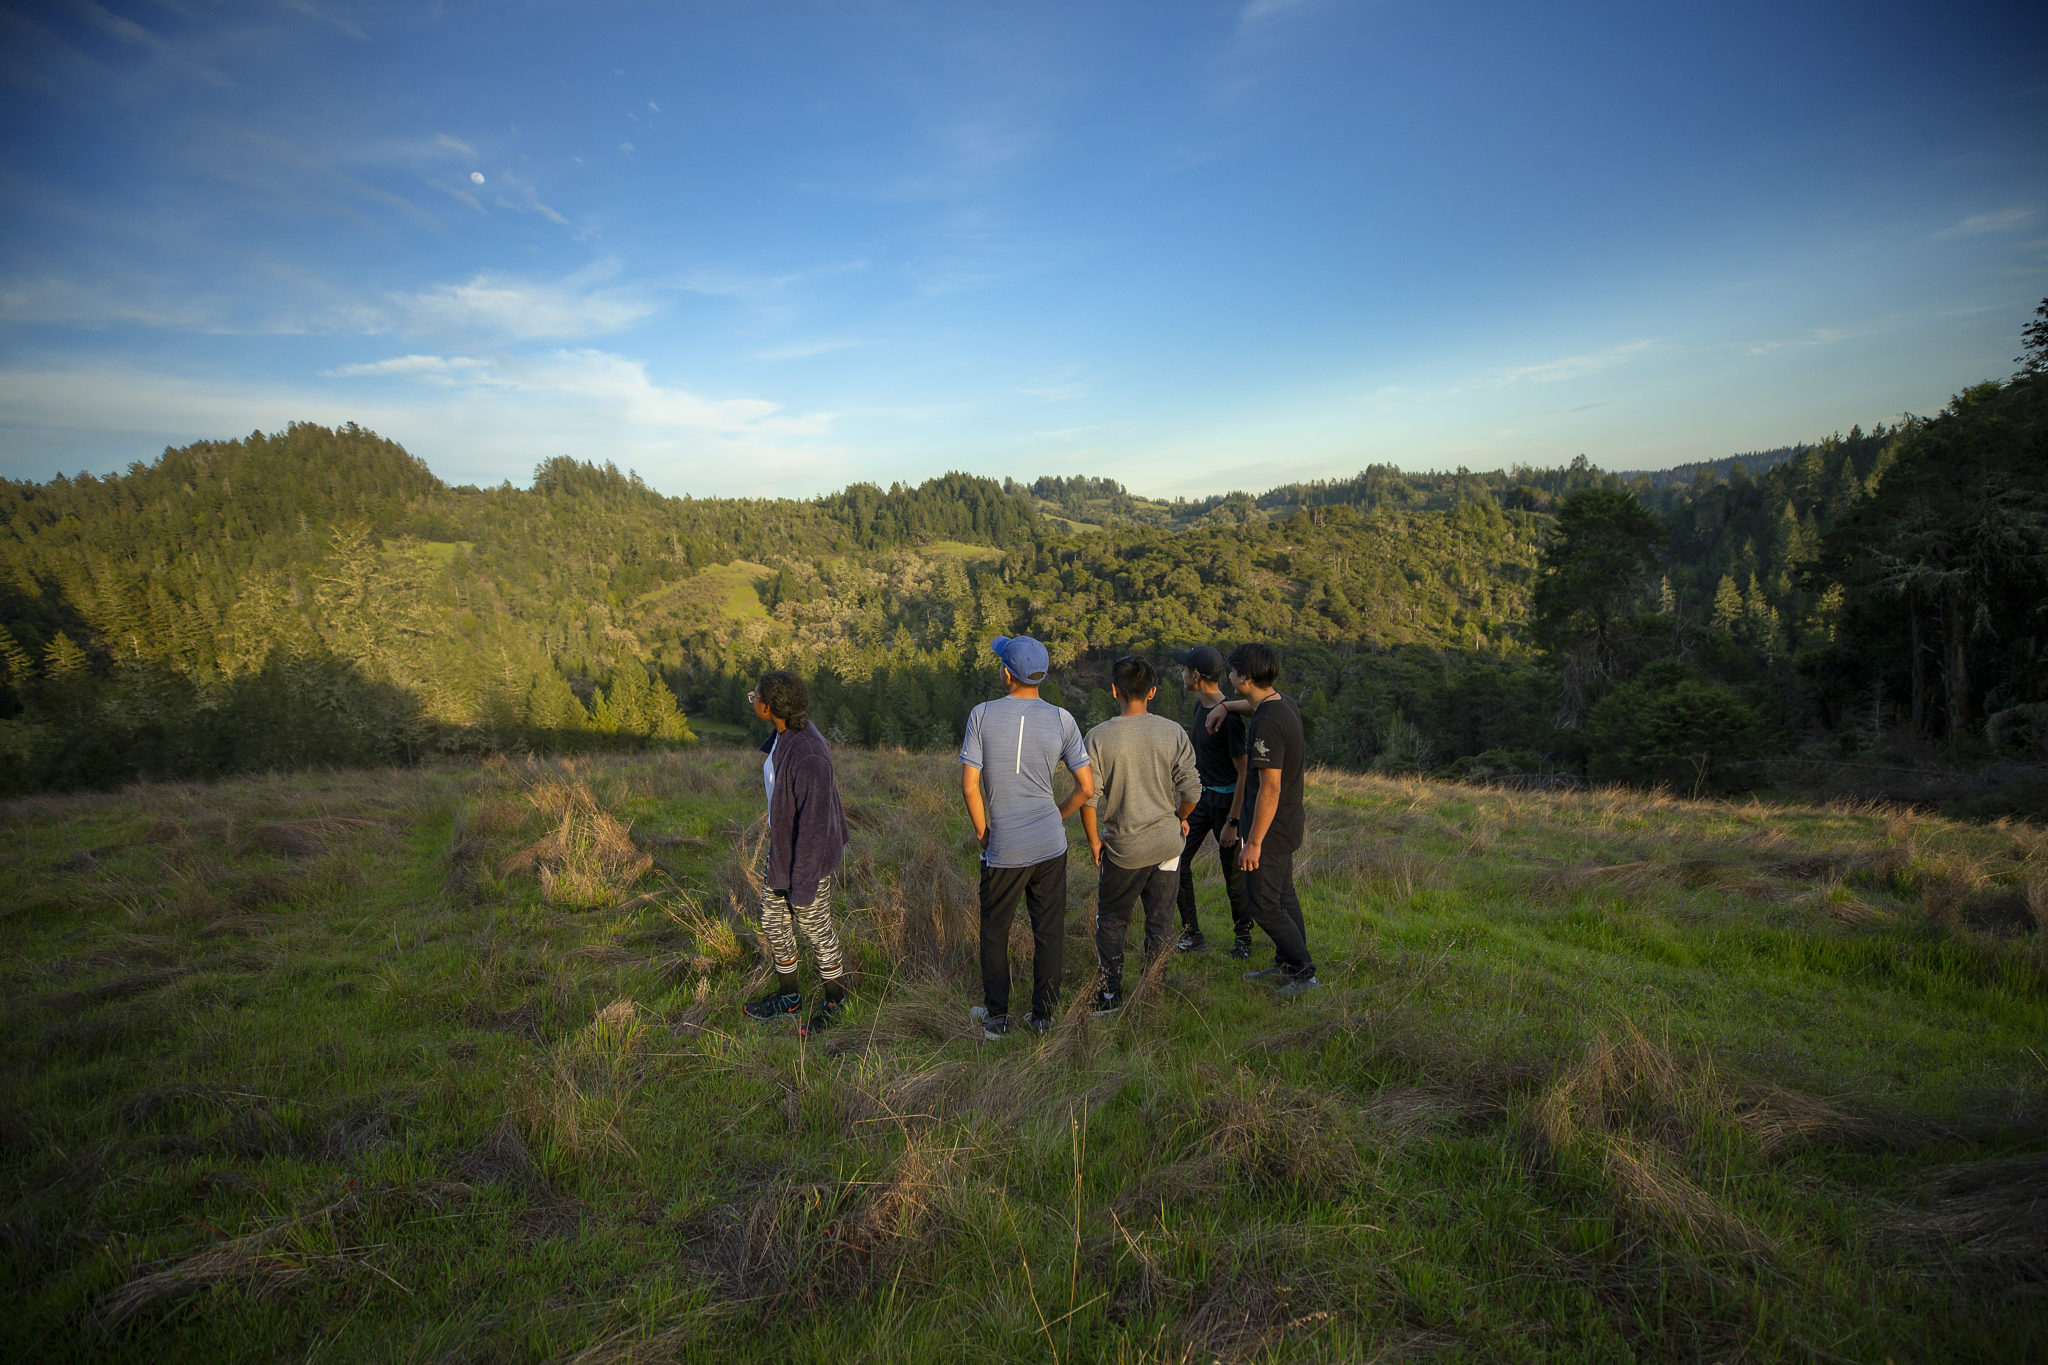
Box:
[739,635,1317,1039]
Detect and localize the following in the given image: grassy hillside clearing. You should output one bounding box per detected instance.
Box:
[3,749,2044,1362]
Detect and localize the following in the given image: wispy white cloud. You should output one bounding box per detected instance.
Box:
[0,274,213,329]
[71,0,229,85]
[433,132,477,159]
[1484,338,1654,386]
[278,0,369,44]
[321,348,831,438]
[389,267,660,341]
[0,358,841,494]
[1935,206,2033,238]
[322,354,490,382]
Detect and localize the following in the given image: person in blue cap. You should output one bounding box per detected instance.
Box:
[959,635,1095,1039]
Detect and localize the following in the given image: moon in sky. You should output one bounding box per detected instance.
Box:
[470,171,485,184]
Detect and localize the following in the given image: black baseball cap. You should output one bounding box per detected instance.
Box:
[1171,646,1227,680]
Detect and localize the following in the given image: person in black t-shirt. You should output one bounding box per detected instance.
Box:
[1229,641,1317,994]
[1169,646,1251,956]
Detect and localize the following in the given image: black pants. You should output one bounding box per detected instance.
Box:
[979,853,1069,1020]
[1177,789,1249,938]
[1245,848,1313,977]
[1094,858,1179,992]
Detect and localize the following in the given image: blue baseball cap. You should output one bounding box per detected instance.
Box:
[991,635,1050,684]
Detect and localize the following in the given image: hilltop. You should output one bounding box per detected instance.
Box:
[3,748,2043,1361]
[1,366,2043,808]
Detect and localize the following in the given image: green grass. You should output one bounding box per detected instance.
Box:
[916,541,1005,561]
[634,561,772,623]
[3,752,2043,1362]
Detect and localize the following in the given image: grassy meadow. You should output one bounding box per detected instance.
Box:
[3,745,2044,1362]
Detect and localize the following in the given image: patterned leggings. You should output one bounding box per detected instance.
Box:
[759,876,845,980]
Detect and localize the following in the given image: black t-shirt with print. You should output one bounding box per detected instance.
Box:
[1243,693,1306,855]
[1187,696,1247,790]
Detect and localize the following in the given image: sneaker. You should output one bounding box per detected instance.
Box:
[1175,930,1207,953]
[799,998,844,1037]
[1242,964,1287,982]
[970,1005,1009,1040]
[1274,974,1322,997]
[1022,1012,1052,1035]
[1228,937,1253,960]
[1090,990,1122,1016]
[744,988,802,1021]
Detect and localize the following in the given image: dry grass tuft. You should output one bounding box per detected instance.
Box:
[822,983,978,1055]
[663,891,748,974]
[1730,1085,1950,1156]
[499,779,653,909]
[97,1191,368,1325]
[1532,1030,1777,1256]
[1126,1076,1364,1210]
[688,1135,962,1304]
[507,999,647,1167]
[246,816,389,861]
[1543,858,1789,903]
[1887,1151,2048,1284]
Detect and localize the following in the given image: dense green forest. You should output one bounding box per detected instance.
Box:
[3,306,2044,803]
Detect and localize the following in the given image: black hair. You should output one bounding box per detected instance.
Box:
[1227,642,1280,688]
[756,670,809,731]
[1111,654,1155,697]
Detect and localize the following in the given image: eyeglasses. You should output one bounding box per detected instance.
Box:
[746,689,759,705]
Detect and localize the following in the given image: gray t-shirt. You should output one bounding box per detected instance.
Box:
[959,695,1092,868]
[1083,712,1202,870]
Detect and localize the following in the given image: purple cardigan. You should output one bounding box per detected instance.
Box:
[762,723,849,907]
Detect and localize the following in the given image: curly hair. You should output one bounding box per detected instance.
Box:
[755,670,809,731]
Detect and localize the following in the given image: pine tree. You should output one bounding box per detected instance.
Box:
[0,623,33,690]
[45,631,90,679]
[1711,575,1744,634]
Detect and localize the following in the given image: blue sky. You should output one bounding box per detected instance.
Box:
[2,0,2043,498]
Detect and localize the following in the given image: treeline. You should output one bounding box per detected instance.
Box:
[3,304,2043,800]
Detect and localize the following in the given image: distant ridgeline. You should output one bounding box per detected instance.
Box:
[2,368,2044,798]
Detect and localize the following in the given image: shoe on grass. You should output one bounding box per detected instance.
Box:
[1274,974,1322,997]
[799,998,844,1037]
[1228,937,1253,960]
[1175,929,1207,953]
[1090,989,1122,1016]
[744,988,802,1021]
[1023,1012,1052,1035]
[970,1005,1009,1040]
[1242,964,1287,982]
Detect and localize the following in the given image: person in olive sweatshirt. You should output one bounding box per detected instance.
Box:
[1080,654,1201,1014]
[742,670,853,1036]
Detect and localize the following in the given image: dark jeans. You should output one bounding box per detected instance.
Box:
[979,853,1069,1020]
[1094,858,1179,992]
[1177,789,1249,938]
[1245,848,1313,977]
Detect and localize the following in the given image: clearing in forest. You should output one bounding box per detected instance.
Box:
[3,750,2043,1361]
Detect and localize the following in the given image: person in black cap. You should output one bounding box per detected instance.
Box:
[1169,645,1252,957]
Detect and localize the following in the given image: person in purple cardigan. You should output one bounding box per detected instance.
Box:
[742,670,853,1036]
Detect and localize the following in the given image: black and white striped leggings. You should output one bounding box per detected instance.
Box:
[760,876,845,981]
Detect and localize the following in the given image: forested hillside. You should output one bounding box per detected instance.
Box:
[3,307,2044,803]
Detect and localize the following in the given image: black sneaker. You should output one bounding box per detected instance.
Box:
[970,1005,1009,1039]
[1023,1012,1052,1035]
[1090,990,1122,1016]
[1176,930,1207,953]
[1242,963,1287,982]
[1228,937,1253,960]
[799,998,844,1037]
[744,988,802,1021]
